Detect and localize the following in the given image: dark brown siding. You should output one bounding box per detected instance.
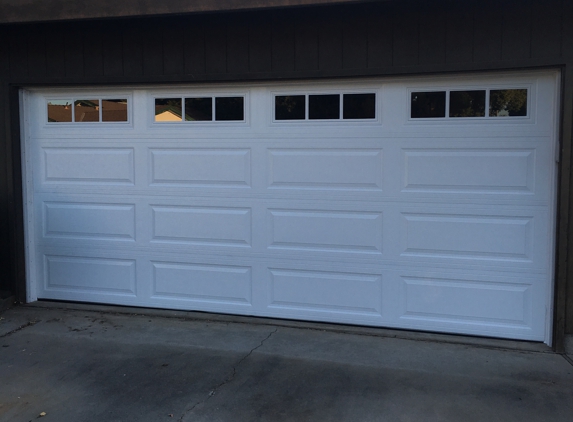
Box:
[563,0,573,342]
[0,0,571,349]
[3,0,568,84]
[0,0,368,24]
[0,24,10,296]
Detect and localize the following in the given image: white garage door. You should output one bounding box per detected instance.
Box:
[21,71,559,342]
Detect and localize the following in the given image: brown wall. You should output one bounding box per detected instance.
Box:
[0,0,370,24]
[0,0,572,348]
[1,0,568,83]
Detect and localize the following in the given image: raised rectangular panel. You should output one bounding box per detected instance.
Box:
[43,202,135,240]
[268,209,383,254]
[401,276,530,325]
[45,255,136,294]
[402,213,533,261]
[152,206,251,247]
[152,262,251,304]
[403,149,535,193]
[43,148,134,184]
[150,149,251,187]
[269,269,382,315]
[268,149,383,190]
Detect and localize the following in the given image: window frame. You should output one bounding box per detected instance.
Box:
[151,93,248,125]
[408,86,532,122]
[271,90,379,124]
[46,96,131,125]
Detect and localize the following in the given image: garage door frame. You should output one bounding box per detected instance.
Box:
[18,70,562,345]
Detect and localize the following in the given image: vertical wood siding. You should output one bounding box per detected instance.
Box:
[0,25,10,296]
[0,0,567,84]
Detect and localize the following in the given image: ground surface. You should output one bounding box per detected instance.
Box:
[0,304,572,422]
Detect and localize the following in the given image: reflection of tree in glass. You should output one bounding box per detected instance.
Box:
[411,92,445,118]
[489,89,527,117]
[449,91,485,117]
[275,95,305,120]
[280,96,299,112]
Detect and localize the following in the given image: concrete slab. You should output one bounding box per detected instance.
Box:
[27,300,554,354]
[0,305,572,422]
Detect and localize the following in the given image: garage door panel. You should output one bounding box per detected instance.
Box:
[400,212,534,262]
[398,275,532,326]
[42,201,136,241]
[150,261,252,306]
[43,254,137,296]
[266,208,383,255]
[267,148,383,191]
[148,148,252,188]
[380,269,545,340]
[402,148,535,195]
[150,205,252,248]
[266,268,383,316]
[41,147,135,185]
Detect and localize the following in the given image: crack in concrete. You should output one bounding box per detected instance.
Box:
[178,327,278,422]
[0,320,39,338]
[562,353,573,367]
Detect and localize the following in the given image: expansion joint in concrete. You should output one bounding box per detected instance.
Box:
[0,320,39,338]
[178,327,278,421]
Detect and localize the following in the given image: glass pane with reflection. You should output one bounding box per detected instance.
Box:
[102,99,128,122]
[215,97,244,121]
[185,97,213,121]
[309,94,340,120]
[275,95,305,120]
[74,99,100,122]
[449,90,486,117]
[343,93,376,119]
[489,89,527,117]
[47,100,72,122]
[411,92,446,118]
[155,98,183,122]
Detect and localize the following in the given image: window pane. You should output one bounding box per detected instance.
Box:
[309,94,340,119]
[102,99,128,122]
[155,98,182,122]
[215,97,244,121]
[47,100,72,122]
[185,97,213,121]
[275,95,305,120]
[343,93,376,119]
[489,89,527,117]
[411,91,446,118]
[74,99,100,122]
[449,90,486,117]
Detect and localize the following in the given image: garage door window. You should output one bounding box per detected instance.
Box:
[449,90,486,117]
[275,93,376,121]
[154,96,245,122]
[410,92,446,118]
[411,88,528,119]
[489,89,528,117]
[48,98,129,123]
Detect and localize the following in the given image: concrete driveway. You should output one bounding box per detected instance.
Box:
[1,303,572,422]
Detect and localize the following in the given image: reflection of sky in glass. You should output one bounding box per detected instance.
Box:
[47,100,71,106]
